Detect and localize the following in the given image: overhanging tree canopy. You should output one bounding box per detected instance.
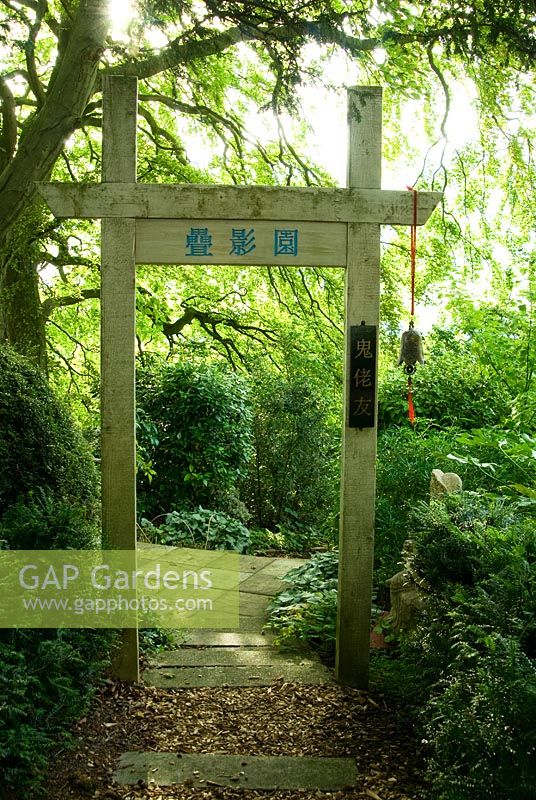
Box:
[0,0,534,369]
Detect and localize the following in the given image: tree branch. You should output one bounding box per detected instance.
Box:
[0,0,110,244]
[0,77,17,171]
[42,287,100,318]
[427,45,451,139]
[105,21,387,81]
[105,26,247,79]
[138,106,187,159]
[26,3,47,107]
[162,304,276,343]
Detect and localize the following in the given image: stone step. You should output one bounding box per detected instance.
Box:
[115,752,357,790]
[143,662,333,688]
[149,646,321,668]
[178,630,275,647]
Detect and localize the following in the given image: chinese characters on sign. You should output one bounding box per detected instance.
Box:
[185,227,213,257]
[135,219,348,266]
[230,228,256,256]
[349,324,377,428]
[274,228,298,256]
[186,226,299,259]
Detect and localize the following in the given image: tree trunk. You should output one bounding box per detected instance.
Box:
[0,213,47,370]
[0,0,109,368]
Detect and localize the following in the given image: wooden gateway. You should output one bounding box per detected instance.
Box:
[38,76,441,687]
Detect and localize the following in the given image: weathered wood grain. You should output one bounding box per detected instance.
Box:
[135,219,347,266]
[37,182,441,225]
[100,75,139,683]
[335,87,382,689]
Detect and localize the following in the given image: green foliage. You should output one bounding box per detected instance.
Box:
[136,360,252,518]
[0,347,108,797]
[375,426,462,588]
[0,628,114,798]
[424,640,536,800]
[266,550,338,652]
[0,346,99,528]
[243,371,340,530]
[140,507,251,553]
[249,519,336,556]
[139,627,177,654]
[381,493,536,800]
[379,331,511,430]
[450,299,536,429]
[448,427,536,499]
[0,489,98,551]
[407,493,524,588]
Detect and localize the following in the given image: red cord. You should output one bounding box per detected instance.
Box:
[407,376,415,425]
[406,185,418,319]
[406,186,418,425]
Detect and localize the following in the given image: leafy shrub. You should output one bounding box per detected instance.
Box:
[424,638,536,800]
[0,628,114,798]
[266,550,338,652]
[451,300,536,430]
[137,360,252,518]
[0,346,98,523]
[448,427,536,499]
[0,489,98,550]
[249,519,336,556]
[139,627,177,654]
[379,330,510,430]
[375,426,462,589]
[140,507,251,552]
[0,347,107,796]
[242,372,340,530]
[383,494,536,800]
[407,493,523,588]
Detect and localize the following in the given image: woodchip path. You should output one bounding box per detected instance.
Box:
[114,555,359,792]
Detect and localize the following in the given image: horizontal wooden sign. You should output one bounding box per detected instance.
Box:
[348,324,377,428]
[135,219,348,266]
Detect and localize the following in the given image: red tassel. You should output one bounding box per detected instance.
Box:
[408,377,415,425]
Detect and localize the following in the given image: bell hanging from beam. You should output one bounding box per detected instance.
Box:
[397,320,425,375]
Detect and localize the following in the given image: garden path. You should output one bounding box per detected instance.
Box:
[114,555,357,791]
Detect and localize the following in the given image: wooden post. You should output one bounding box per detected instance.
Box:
[101,76,139,681]
[335,87,382,688]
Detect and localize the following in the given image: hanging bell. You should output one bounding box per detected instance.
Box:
[397,321,425,375]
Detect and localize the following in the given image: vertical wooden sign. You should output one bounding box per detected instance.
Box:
[349,324,377,429]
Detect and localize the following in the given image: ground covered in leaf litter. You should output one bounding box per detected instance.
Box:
[43,678,428,800]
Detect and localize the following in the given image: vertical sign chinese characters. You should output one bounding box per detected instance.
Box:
[349,324,377,428]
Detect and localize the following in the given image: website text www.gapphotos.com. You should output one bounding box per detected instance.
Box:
[0,548,239,628]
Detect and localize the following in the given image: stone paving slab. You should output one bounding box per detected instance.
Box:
[149,646,321,668]
[257,558,307,578]
[239,591,273,617]
[143,662,333,688]
[238,555,276,572]
[115,752,357,789]
[179,630,276,647]
[236,614,269,631]
[239,572,285,596]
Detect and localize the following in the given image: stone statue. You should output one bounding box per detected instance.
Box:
[430,468,463,498]
[386,469,464,634]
